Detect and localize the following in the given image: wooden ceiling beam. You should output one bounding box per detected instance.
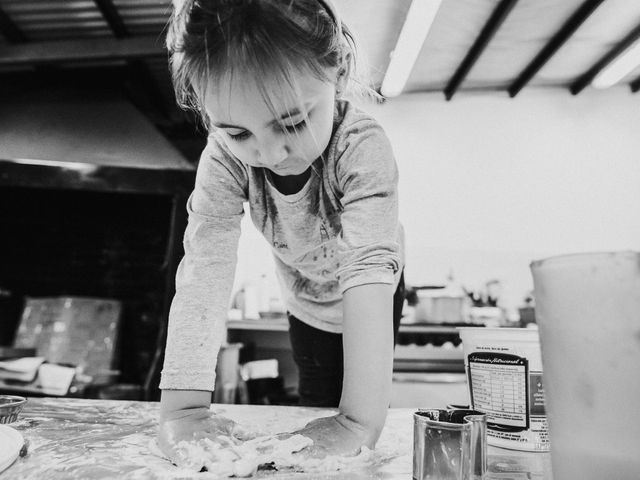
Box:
[0,6,27,43]
[92,0,172,124]
[93,0,129,38]
[570,22,640,95]
[508,0,605,98]
[0,36,165,67]
[444,0,518,101]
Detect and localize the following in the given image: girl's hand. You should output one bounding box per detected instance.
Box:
[157,406,252,467]
[293,413,371,458]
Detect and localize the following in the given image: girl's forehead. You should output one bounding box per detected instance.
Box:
[205,67,334,125]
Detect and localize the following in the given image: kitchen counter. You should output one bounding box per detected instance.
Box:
[4,397,552,479]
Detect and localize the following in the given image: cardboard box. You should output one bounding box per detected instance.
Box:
[14,297,121,377]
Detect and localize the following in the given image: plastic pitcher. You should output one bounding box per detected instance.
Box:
[530,251,640,480]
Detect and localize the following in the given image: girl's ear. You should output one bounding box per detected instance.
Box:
[335,52,351,97]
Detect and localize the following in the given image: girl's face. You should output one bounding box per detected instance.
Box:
[204,67,340,177]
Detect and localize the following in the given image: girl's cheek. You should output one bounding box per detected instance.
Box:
[300,126,323,151]
[227,143,247,160]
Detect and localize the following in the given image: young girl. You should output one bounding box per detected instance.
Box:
[158,0,405,464]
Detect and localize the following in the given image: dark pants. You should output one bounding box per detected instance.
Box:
[288,272,405,408]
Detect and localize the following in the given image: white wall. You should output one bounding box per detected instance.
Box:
[234,87,640,313]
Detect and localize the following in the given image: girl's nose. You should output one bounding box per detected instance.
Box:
[257,137,289,166]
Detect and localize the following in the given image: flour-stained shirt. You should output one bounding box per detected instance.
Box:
[160,100,405,391]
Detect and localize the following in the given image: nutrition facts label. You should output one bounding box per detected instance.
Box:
[467,352,529,429]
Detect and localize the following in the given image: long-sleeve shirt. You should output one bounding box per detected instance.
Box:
[160,100,405,391]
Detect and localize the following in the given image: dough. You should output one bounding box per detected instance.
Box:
[153,433,374,477]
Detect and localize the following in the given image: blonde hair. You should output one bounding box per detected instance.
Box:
[166,0,375,128]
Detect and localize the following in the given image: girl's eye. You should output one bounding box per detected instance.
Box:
[228,131,250,142]
[282,120,307,134]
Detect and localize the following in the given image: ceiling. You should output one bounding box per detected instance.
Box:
[1,0,639,161]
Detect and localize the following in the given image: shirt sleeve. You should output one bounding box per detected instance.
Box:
[160,139,247,391]
[333,118,401,293]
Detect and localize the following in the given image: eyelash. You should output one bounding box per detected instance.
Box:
[284,119,307,134]
[228,131,250,141]
[227,120,308,142]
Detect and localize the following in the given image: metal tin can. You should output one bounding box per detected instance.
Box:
[413,408,487,480]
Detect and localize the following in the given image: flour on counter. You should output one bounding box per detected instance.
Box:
[150,433,375,478]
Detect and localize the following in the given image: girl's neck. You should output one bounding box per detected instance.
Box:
[269,168,311,195]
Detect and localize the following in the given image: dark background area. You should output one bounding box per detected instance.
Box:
[0,161,193,400]
[0,187,171,386]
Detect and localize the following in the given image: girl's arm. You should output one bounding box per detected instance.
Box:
[157,142,248,466]
[298,110,402,454]
[160,389,212,421]
[160,140,247,393]
[295,282,394,456]
[339,282,394,444]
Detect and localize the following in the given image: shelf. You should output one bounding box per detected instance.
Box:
[226,319,468,334]
[226,319,289,331]
[0,380,70,397]
[398,324,461,334]
[394,344,464,361]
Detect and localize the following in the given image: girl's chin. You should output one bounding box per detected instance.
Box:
[270,165,310,177]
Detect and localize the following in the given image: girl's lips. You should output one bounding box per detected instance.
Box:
[273,161,305,173]
[275,159,297,168]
